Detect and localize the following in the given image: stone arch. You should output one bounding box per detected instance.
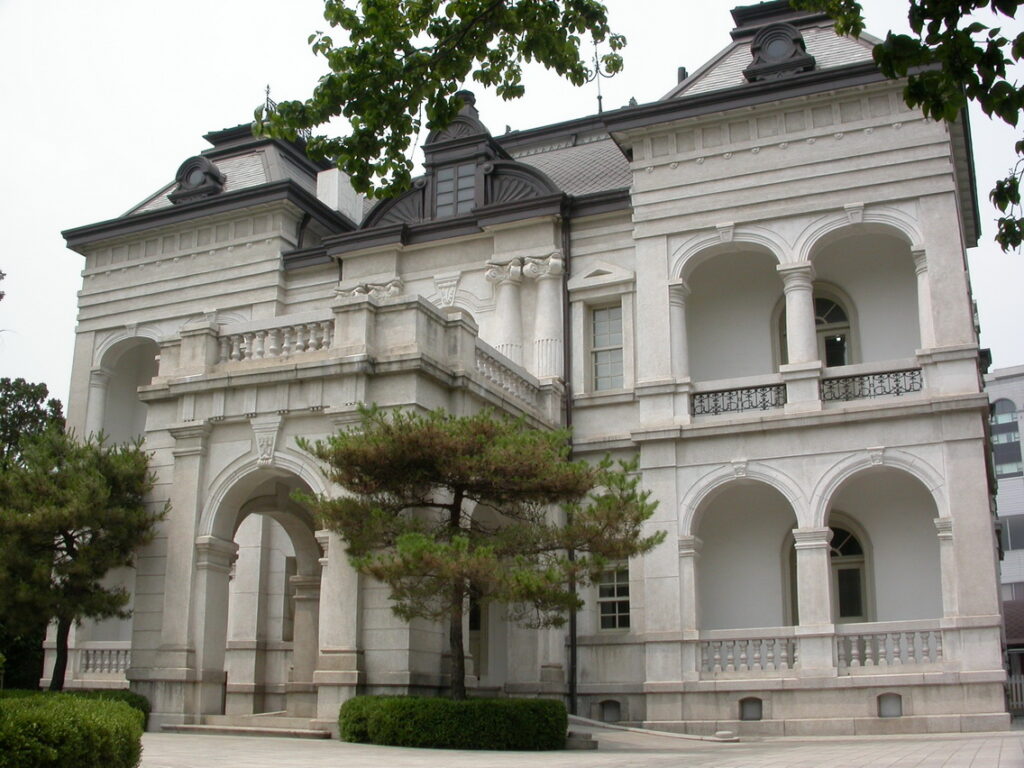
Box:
[680,461,808,537]
[809,448,947,529]
[671,224,789,283]
[93,324,164,368]
[200,449,332,542]
[795,205,923,264]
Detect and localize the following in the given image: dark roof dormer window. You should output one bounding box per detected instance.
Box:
[435,162,476,218]
[743,23,816,82]
[168,155,226,205]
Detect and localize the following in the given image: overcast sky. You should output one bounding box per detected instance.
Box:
[1,0,1021,407]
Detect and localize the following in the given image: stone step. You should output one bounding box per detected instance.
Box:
[203,714,317,730]
[161,724,331,739]
[565,730,598,750]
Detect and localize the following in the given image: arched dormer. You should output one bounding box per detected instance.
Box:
[363,91,560,228]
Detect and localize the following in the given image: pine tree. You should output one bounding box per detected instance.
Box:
[0,429,166,690]
[299,406,663,700]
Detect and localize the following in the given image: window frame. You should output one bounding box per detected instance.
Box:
[596,563,631,632]
[569,276,635,396]
[590,303,625,392]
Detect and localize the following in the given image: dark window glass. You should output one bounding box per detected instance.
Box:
[824,334,848,367]
[1005,516,1024,550]
[837,567,863,618]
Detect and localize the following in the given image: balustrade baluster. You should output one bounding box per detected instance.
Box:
[242,333,255,360]
[254,330,266,359]
[267,328,281,357]
[765,638,776,670]
[218,336,231,363]
[864,635,877,667]
[308,323,322,351]
[892,632,903,665]
[849,636,861,667]
[293,325,307,352]
[934,632,943,661]
[320,320,333,348]
[230,335,242,361]
[834,637,846,668]
[725,641,736,672]
[738,640,748,671]
[779,640,790,670]
[712,641,722,673]
[753,639,762,671]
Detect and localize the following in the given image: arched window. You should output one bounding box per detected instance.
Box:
[777,288,855,368]
[830,527,867,623]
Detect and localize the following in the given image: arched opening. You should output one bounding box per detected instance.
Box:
[739,696,763,721]
[695,480,797,630]
[824,467,941,621]
[99,338,160,444]
[877,692,903,718]
[809,229,919,364]
[198,470,323,718]
[599,699,622,723]
[685,248,783,382]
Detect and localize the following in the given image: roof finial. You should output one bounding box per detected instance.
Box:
[585,40,613,114]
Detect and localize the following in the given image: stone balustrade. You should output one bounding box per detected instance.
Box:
[474,343,541,410]
[79,644,131,676]
[216,313,335,364]
[698,635,798,674]
[835,627,943,670]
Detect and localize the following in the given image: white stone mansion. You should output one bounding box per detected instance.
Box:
[49,0,1008,736]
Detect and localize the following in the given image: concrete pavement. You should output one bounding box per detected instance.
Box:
[140,728,1024,768]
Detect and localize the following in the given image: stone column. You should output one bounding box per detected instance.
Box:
[313,530,362,724]
[912,248,936,349]
[485,260,523,365]
[678,536,702,680]
[287,575,322,718]
[934,517,958,618]
[85,368,112,438]
[668,280,691,381]
[778,263,822,412]
[778,263,817,365]
[523,253,564,379]
[792,527,834,673]
[192,535,238,715]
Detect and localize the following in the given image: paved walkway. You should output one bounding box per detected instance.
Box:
[141,728,1024,768]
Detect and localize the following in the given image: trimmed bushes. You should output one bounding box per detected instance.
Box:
[0,694,143,768]
[0,689,150,729]
[339,695,567,750]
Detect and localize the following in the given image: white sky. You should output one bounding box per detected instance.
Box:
[1,0,1021,407]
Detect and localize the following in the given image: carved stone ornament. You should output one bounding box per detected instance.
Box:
[522,253,565,280]
[251,415,282,467]
[335,278,404,299]
[434,273,461,306]
[484,260,523,285]
[743,23,816,82]
[168,156,227,205]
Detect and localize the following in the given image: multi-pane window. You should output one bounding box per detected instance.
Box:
[436,163,476,218]
[1001,515,1024,551]
[592,305,624,391]
[598,565,630,630]
[991,399,1022,477]
[1002,582,1024,601]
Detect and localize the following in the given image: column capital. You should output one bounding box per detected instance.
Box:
[934,516,953,540]
[485,259,523,285]
[522,252,564,280]
[89,367,114,387]
[912,248,928,275]
[668,279,691,305]
[195,535,238,573]
[678,535,703,557]
[793,526,832,549]
[777,262,815,290]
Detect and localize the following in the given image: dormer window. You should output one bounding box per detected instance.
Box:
[436,163,476,218]
[743,22,816,82]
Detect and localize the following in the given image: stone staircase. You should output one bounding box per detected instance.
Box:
[161,712,332,739]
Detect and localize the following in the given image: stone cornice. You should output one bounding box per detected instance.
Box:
[64,180,355,252]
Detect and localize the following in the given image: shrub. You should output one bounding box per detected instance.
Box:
[0,689,150,730]
[0,694,143,768]
[340,695,567,750]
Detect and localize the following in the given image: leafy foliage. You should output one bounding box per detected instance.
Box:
[0,378,64,472]
[793,0,1024,249]
[0,430,166,690]
[340,695,567,749]
[300,406,663,698]
[253,0,623,196]
[0,694,143,768]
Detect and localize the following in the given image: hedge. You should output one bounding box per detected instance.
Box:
[0,689,150,729]
[339,696,567,750]
[0,694,143,768]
